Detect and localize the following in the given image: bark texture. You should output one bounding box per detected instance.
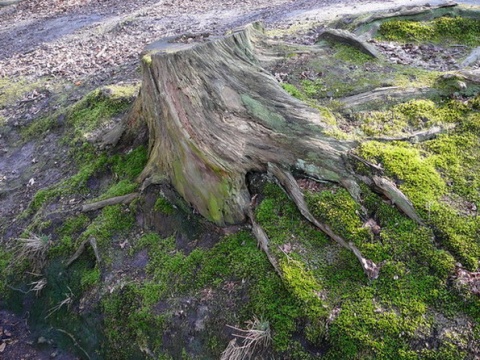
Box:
[135,23,357,225]
[129,22,426,279]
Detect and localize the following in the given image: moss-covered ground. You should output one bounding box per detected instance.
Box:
[1,6,480,360]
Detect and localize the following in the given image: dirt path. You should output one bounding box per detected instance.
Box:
[0,0,458,83]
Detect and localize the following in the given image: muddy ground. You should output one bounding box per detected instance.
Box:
[0,0,477,358]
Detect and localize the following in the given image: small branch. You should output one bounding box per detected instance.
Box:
[55,328,91,360]
[268,163,381,279]
[81,193,139,212]
[370,124,455,144]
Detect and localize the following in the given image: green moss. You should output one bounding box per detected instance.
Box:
[80,266,100,290]
[124,230,304,355]
[80,204,134,250]
[378,16,480,46]
[0,248,12,296]
[102,284,165,359]
[0,77,43,108]
[358,130,480,269]
[306,188,370,246]
[333,43,373,64]
[97,180,138,200]
[281,260,326,317]
[358,99,466,137]
[154,197,175,215]
[281,83,305,100]
[27,145,147,216]
[66,85,136,142]
[27,153,109,214]
[110,146,148,180]
[21,116,57,140]
[253,177,477,358]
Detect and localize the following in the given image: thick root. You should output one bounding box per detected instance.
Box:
[66,237,101,267]
[81,193,139,212]
[246,206,282,276]
[268,163,381,280]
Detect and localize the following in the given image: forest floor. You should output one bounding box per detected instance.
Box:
[0,0,478,358]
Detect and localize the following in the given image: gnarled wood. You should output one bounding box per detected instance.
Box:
[129,22,427,278]
[135,23,357,226]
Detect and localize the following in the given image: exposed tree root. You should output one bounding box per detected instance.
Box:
[317,29,382,59]
[66,237,101,267]
[268,163,381,280]
[371,124,455,144]
[362,175,424,226]
[81,193,139,212]
[338,87,434,111]
[246,204,281,276]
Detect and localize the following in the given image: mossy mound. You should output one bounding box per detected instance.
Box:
[1,5,480,360]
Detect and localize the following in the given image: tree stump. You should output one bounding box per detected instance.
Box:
[128,22,425,279]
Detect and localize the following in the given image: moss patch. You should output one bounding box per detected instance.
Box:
[378,16,480,46]
[358,96,480,269]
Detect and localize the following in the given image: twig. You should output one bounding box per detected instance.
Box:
[55,328,91,360]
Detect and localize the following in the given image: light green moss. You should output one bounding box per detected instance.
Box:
[378,16,480,46]
[80,204,135,250]
[0,77,43,108]
[67,86,136,142]
[333,43,374,64]
[281,83,305,100]
[359,99,466,137]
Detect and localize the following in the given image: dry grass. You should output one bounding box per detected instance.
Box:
[221,317,271,360]
[15,232,51,272]
[45,286,74,319]
[28,277,47,296]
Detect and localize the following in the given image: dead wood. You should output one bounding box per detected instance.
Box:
[338,87,434,111]
[355,2,458,28]
[317,29,382,59]
[66,237,101,267]
[125,22,431,278]
[81,193,139,212]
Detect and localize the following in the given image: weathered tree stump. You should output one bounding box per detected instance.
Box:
[126,22,426,279]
